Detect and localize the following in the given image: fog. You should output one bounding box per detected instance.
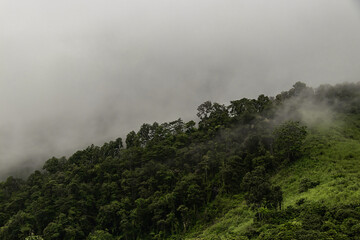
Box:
[1,0,360,178]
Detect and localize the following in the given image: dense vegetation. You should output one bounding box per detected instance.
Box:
[1,82,360,239]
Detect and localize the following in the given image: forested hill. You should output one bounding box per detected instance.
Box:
[1,82,360,240]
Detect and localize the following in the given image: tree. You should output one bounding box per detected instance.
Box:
[241,166,283,209]
[0,211,34,240]
[96,201,122,235]
[220,155,248,193]
[125,131,140,148]
[43,157,66,174]
[229,98,258,123]
[273,121,307,163]
[241,166,271,208]
[197,101,229,130]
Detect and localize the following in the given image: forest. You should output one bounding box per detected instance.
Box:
[1,82,360,239]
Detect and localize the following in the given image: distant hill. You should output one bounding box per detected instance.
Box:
[1,82,360,240]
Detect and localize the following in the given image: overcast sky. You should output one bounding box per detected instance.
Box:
[1,0,360,178]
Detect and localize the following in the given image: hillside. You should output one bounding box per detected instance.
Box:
[1,82,360,240]
[185,113,360,239]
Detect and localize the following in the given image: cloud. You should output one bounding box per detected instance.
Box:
[1,0,360,178]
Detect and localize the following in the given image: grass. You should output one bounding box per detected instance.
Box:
[185,201,253,240]
[274,113,360,207]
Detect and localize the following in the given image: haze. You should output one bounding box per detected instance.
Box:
[1,0,360,178]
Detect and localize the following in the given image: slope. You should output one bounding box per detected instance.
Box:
[184,113,360,239]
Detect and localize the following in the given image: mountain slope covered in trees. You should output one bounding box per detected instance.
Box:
[1,82,360,240]
[186,110,360,239]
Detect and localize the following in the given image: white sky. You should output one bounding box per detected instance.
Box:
[1,0,360,177]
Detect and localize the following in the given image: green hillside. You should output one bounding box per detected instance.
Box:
[1,82,360,240]
[276,114,360,208]
[185,113,360,239]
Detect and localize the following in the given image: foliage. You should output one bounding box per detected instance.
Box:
[25,233,44,240]
[298,178,320,193]
[273,121,307,163]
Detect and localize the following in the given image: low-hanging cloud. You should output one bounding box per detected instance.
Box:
[274,89,336,128]
[1,0,360,178]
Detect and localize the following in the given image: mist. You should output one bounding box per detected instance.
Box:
[1,0,360,178]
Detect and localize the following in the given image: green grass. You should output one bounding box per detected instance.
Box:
[185,203,253,240]
[274,113,360,207]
